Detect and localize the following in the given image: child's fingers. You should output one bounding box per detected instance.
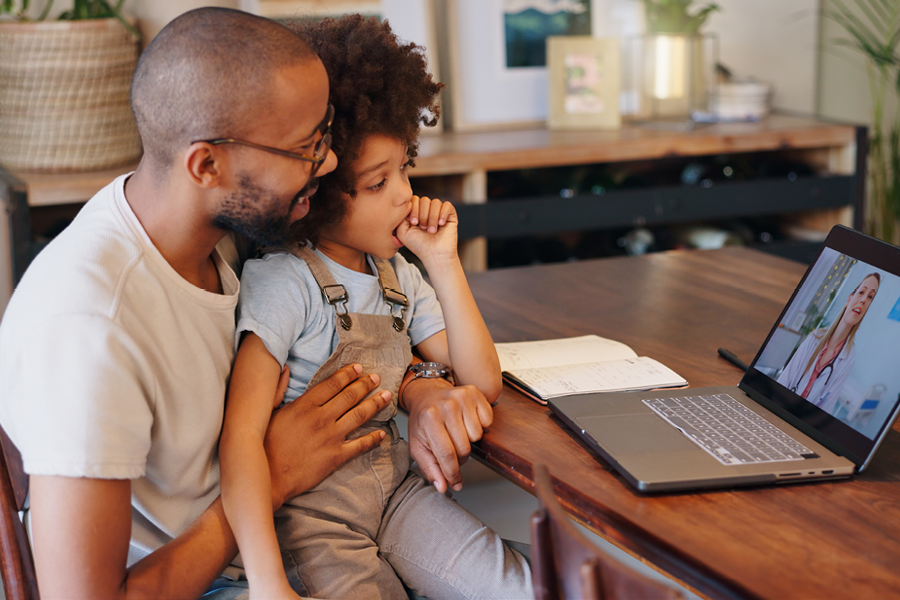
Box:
[408,195,421,225]
[415,196,432,229]
[439,201,455,226]
[417,197,444,233]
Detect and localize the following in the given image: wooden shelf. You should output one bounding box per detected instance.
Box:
[411,114,858,177]
[408,114,863,271]
[0,114,864,312]
[13,163,138,207]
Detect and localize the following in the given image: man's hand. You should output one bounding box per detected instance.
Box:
[402,377,493,494]
[265,363,391,508]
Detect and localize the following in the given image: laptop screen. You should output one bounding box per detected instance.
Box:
[741,226,900,468]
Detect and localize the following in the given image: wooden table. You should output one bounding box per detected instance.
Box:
[466,247,900,600]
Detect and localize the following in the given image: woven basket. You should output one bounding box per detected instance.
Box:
[0,18,142,172]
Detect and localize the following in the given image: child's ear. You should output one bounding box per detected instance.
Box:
[184,143,223,189]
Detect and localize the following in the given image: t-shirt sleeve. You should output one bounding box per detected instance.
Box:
[394,256,446,347]
[7,314,153,479]
[236,255,312,366]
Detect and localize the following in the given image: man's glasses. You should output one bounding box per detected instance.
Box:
[195,104,334,175]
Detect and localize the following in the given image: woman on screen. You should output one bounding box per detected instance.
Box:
[776,273,880,413]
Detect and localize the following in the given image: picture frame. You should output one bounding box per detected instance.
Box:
[439,0,595,131]
[547,36,620,130]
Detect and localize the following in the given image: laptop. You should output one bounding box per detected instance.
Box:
[549,225,900,492]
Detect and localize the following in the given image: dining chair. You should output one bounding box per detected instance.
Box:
[0,425,39,600]
[530,463,684,600]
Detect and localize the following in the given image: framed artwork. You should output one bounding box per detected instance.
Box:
[441,0,595,131]
[547,36,620,129]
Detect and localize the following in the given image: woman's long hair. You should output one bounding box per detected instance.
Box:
[802,272,880,376]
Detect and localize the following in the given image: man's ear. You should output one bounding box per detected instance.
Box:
[184,143,222,189]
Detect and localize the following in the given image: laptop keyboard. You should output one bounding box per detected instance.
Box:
[643,394,819,466]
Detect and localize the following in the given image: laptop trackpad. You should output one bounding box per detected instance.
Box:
[577,414,698,455]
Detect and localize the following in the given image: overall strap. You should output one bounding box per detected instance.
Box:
[372,257,409,332]
[290,245,353,331]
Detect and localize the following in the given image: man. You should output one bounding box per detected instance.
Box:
[0,8,492,599]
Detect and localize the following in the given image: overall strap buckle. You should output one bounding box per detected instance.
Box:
[321,284,353,331]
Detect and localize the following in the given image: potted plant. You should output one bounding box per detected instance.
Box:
[627,0,720,125]
[826,0,900,244]
[0,0,142,172]
[641,0,719,35]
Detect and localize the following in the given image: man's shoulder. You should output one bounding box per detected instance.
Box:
[9,178,145,319]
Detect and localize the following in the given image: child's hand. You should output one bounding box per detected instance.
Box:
[396,195,458,267]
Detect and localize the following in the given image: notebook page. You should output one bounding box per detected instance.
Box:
[508,356,686,398]
[495,335,637,371]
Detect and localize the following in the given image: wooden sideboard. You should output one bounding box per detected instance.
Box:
[0,114,865,313]
[410,113,864,271]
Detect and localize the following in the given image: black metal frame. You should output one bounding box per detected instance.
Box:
[454,124,867,244]
[456,174,857,240]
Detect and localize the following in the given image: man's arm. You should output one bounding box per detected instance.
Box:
[28,364,389,600]
[30,476,236,600]
[399,371,493,494]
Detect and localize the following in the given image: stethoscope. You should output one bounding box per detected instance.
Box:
[791,362,835,404]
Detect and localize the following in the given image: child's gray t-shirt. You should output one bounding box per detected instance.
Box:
[236,248,445,402]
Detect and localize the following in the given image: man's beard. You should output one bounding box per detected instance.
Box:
[212,174,304,248]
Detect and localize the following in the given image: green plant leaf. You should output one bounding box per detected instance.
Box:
[97,0,139,39]
[829,6,881,50]
[828,0,900,241]
[854,0,890,38]
[37,0,52,20]
[828,6,897,67]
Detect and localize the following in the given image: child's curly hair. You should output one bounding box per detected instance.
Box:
[285,14,444,246]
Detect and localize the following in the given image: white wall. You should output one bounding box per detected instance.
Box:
[816,0,874,125]
[705,0,820,114]
[130,0,240,45]
[22,0,871,128]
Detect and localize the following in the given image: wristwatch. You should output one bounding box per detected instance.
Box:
[407,361,452,381]
[399,362,453,411]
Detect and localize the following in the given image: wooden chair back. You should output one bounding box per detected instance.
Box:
[0,425,39,600]
[530,463,684,600]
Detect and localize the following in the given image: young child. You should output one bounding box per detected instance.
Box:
[220,14,533,600]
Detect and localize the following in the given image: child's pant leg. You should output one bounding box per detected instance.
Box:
[280,513,408,600]
[377,472,534,600]
[277,430,410,600]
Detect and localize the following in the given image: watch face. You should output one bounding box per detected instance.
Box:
[411,361,450,377]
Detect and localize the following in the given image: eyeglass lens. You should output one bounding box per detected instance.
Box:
[309,105,334,173]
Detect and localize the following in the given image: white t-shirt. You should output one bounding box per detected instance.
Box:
[0,175,240,568]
